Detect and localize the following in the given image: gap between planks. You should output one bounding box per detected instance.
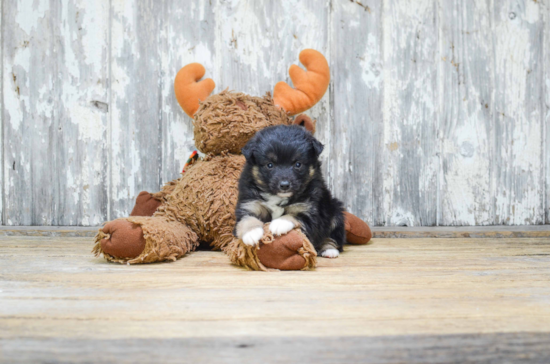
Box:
[0,225,549,238]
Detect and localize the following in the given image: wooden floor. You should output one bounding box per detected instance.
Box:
[1,234,550,363]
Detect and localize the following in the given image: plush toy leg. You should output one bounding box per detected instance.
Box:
[130,191,163,217]
[93,216,199,264]
[129,179,180,217]
[225,225,316,271]
[344,212,372,245]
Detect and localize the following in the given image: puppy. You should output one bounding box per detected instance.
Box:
[234,125,345,258]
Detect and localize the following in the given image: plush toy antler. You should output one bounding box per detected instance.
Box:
[174,63,216,118]
[273,49,330,115]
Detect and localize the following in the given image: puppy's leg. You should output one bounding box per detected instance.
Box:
[319,239,340,258]
[236,216,264,246]
[319,216,346,258]
[269,215,300,236]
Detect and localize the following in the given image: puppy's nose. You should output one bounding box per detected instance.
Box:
[279,181,290,191]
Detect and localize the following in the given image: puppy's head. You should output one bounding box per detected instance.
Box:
[242,125,324,198]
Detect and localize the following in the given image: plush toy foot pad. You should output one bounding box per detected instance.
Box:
[344,212,372,245]
[99,219,146,259]
[257,230,309,270]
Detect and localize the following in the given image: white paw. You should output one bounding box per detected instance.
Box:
[269,218,295,236]
[321,248,340,259]
[242,227,264,246]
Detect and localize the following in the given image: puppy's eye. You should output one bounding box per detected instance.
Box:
[267,163,274,169]
[295,162,302,168]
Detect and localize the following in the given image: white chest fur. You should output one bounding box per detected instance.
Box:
[260,193,288,219]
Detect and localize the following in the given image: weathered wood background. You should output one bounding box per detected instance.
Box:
[2,0,549,226]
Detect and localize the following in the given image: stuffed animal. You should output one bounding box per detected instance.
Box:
[93,49,372,271]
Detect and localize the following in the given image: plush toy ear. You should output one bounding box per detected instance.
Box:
[174,63,215,118]
[273,49,330,115]
[311,137,324,158]
[294,114,316,134]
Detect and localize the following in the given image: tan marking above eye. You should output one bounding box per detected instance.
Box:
[266,153,278,162]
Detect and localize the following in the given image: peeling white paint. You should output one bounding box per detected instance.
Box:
[492,0,544,225]
[439,0,495,226]
[71,105,106,141]
[524,0,540,24]
[360,34,382,89]
[15,0,48,35]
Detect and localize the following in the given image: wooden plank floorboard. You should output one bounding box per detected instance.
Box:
[1,236,549,363]
[2,333,550,364]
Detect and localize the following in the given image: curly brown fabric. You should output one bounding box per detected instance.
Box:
[193,91,292,154]
[153,153,244,251]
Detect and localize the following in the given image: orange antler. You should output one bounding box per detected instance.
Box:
[273,49,330,115]
[174,63,215,118]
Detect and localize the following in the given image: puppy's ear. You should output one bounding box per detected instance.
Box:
[310,138,324,158]
[241,141,256,163]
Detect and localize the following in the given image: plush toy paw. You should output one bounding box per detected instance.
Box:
[257,230,313,270]
[130,191,162,217]
[269,218,295,236]
[100,219,146,259]
[242,227,264,246]
[320,248,339,259]
[344,212,372,245]
[226,226,317,271]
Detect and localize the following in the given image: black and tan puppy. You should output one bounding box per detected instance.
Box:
[234,125,346,258]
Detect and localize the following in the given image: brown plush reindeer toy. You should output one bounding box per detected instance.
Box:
[93,49,372,271]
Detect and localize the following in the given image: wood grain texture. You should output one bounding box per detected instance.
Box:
[3,0,109,225]
[382,0,438,226]
[493,0,544,225]
[110,0,165,218]
[438,0,494,226]
[329,0,382,227]
[1,235,550,362]
[3,333,550,364]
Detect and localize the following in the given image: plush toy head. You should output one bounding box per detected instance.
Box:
[174,49,330,155]
[193,91,291,154]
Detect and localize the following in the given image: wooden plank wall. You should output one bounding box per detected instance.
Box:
[1,0,549,226]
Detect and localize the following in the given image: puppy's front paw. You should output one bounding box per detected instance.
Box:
[320,248,339,259]
[242,227,264,246]
[269,218,295,236]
